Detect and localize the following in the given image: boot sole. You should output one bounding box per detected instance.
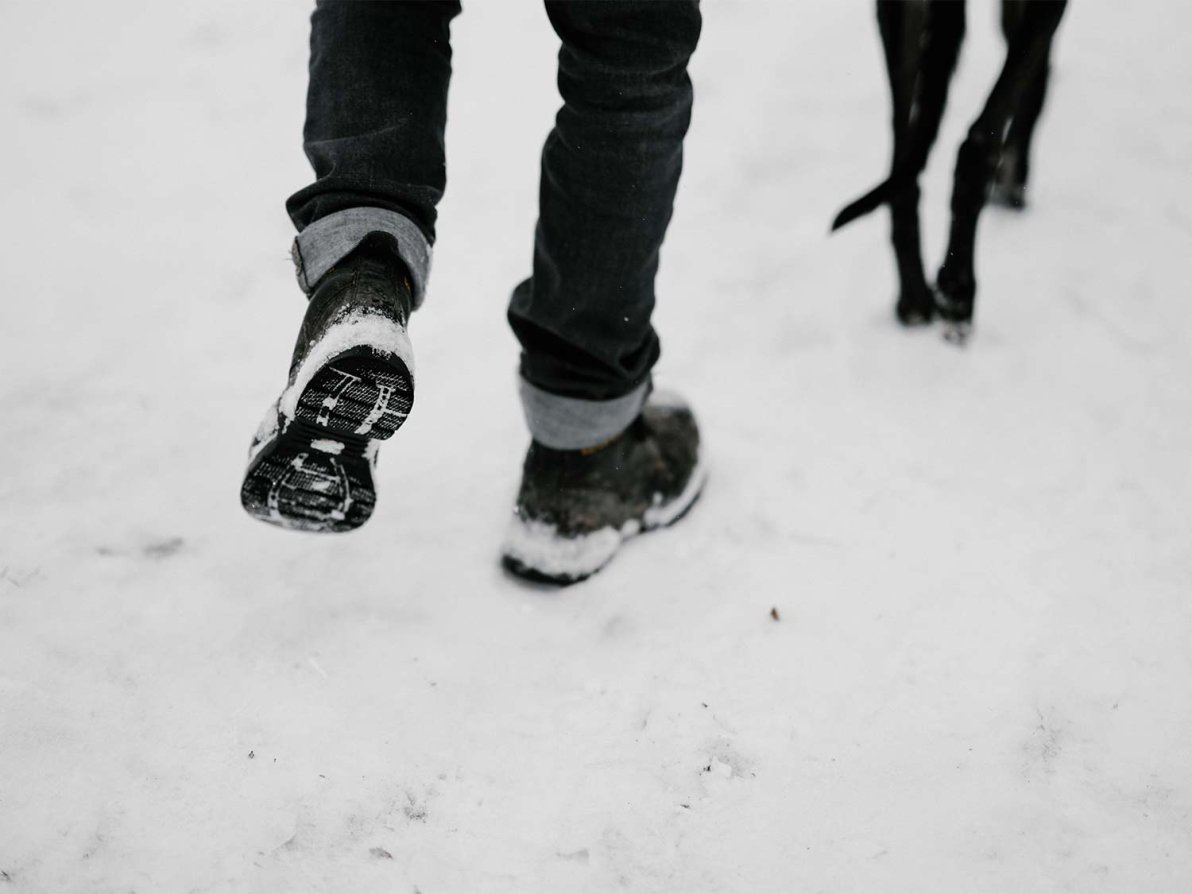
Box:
[240,349,413,533]
[500,462,707,586]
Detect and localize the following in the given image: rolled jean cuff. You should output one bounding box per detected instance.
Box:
[291,208,431,308]
[519,377,649,450]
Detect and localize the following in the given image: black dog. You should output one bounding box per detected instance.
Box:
[833,0,1068,343]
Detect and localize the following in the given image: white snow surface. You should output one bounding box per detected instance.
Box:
[3,2,1192,892]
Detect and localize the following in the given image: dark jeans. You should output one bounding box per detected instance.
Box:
[286,1,701,427]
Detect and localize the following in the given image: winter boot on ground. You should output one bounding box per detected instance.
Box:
[240,233,415,532]
[501,391,706,585]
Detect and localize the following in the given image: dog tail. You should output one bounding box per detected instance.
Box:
[832,1,965,232]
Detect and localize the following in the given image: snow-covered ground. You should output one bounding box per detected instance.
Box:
[3,2,1191,891]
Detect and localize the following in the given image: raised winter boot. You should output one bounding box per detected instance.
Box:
[240,233,415,532]
[501,391,706,584]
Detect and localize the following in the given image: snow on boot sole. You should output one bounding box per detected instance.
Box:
[500,461,708,585]
[240,350,413,533]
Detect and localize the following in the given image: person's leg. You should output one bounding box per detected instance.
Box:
[508,0,701,450]
[286,0,461,306]
[502,1,705,584]
[241,1,460,533]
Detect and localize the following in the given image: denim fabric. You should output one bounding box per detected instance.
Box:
[286,1,459,244]
[292,208,431,308]
[509,2,702,405]
[520,378,650,451]
[286,1,701,444]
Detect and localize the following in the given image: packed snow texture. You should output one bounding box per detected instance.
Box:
[500,458,707,581]
[278,310,415,421]
[2,2,1191,892]
[309,440,344,457]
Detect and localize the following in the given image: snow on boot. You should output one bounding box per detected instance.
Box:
[240,233,415,533]
[501,391,706,585]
